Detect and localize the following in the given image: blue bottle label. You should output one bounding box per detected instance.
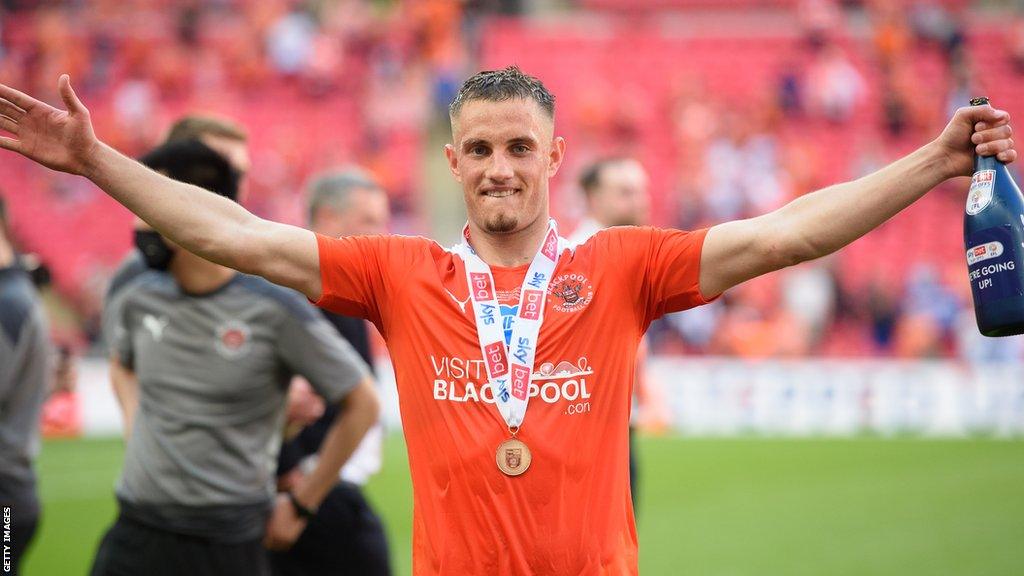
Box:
[966,169,996,215]
[966,225,1023,303]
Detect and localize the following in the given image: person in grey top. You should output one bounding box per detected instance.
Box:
[0,192,51,575]
[103,113,251,437]
[90,140,379,576]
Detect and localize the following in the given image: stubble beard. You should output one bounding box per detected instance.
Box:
[484,212,519,234]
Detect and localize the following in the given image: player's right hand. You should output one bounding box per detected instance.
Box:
[0,74,100,176]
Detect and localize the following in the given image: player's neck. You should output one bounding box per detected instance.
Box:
[171,251,237,295]
[468,218,550,268]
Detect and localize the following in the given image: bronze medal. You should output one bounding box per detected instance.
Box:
[496,437,531,476]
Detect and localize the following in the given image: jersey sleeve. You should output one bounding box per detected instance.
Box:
[276,304,371,405]
[598,226,717,329]
[313,233,429,336]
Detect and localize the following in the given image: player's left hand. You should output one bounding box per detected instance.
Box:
[936,103,1016,178]
[263,493,309,551]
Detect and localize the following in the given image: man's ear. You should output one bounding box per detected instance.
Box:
[445,144,462,183]
[547,136,566,178]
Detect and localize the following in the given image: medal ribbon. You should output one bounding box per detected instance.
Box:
[452,219,565,430]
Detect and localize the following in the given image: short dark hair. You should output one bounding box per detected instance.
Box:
[449,66,555,120]
[579,156,633,197]
[140,139,241,201]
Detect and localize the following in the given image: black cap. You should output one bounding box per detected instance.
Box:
[970,97,990,107]
[139,139,241,201]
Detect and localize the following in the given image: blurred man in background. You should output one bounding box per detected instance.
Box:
[570,157,650,241]
[0,193,51,575]
[91,140,378,576]
[104,114,251,436]
[569,157,654,514]
[271,167,392,576]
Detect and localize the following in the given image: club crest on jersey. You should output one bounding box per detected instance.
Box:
[470,273,494,301]
[215,320,252,359]
[548,273,594,313]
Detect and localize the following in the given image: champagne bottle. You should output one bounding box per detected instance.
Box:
[964,96,1024,336]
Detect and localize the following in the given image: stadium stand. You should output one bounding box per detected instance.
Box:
[479,7,1024,357]
[1,0,1022,358]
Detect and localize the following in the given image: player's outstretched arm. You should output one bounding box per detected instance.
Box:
[698,104,1017,298]
[0,75,324,300]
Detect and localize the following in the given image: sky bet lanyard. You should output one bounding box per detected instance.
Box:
[452,219,566,475]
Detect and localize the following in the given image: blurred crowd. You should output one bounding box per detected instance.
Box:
[0,0,514,347]
[561,0,1024,363]
[0,0,509,206]
[1,0,1023,363]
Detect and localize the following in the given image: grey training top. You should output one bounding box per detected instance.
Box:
[104,250,147,305]
[104,270,369,542]
[0,265,50,514]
